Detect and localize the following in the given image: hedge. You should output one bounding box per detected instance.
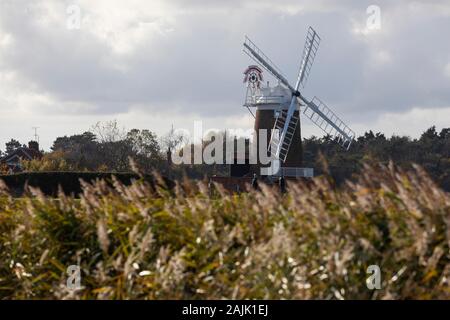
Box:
[0,171,174,197]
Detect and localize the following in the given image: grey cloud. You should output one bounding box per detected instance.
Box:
[0,0,449,123]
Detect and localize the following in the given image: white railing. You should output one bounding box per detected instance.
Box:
[274,167,314,178]
[245,94,284,106]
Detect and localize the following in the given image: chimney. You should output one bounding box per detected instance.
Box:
[28,141,39,152]
[167,147,172,167]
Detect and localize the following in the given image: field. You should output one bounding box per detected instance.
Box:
[0,163,448,299]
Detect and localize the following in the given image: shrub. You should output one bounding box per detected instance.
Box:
[21,151,74,172]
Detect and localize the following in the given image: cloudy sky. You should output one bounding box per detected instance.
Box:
[0,0,449,150]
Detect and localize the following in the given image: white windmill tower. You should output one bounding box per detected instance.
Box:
[243,27,355,178]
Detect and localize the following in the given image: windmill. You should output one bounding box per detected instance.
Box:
[243,27,355,177]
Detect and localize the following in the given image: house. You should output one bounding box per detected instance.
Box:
[0,141,43,173]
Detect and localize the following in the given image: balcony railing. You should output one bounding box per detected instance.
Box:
[245,94,285,106]
[274,167,314,178]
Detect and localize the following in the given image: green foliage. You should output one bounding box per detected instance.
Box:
[3,125,448,189]
[49,122,163,172]
[0,164,448,299]
[303,127,450,191]
[5,139,22,156]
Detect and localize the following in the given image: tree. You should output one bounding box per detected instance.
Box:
[91,120,126,143]
[5,139,22,156]
[51,132,99,170]
[16,123,450,191]
[439,128,450,140]
[52,132,97,152]
[300,126,449,191]
[127,129,160,158]
[420,126,438,141]
[90,120,132,171]
[161,127,187,154]
[125,129,163,172]
[50,122,165,172]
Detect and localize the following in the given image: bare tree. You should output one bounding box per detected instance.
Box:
[161,126,187,153]
[91,120,126,143]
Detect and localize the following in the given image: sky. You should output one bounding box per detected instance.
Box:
[0,0,449,151]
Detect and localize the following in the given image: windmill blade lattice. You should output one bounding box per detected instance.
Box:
[243,36,294,91]
[302,97,355,150]
[297,27,321,89]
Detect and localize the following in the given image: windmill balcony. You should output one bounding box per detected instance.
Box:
[244,94,285,107]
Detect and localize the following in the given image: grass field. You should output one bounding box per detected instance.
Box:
[0,163,448,299]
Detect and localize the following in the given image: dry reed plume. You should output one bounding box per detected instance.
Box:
[0,163,448,299]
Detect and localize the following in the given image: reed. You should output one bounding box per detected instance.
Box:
[0,163,448,299]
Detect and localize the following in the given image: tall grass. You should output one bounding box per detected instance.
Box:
[0,163,448,299]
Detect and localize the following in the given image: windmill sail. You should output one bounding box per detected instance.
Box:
[269,110,299,162]
[269,27,320,162]
[297,27,321,88]
[302,97,355,149]
[243,36,294,92]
